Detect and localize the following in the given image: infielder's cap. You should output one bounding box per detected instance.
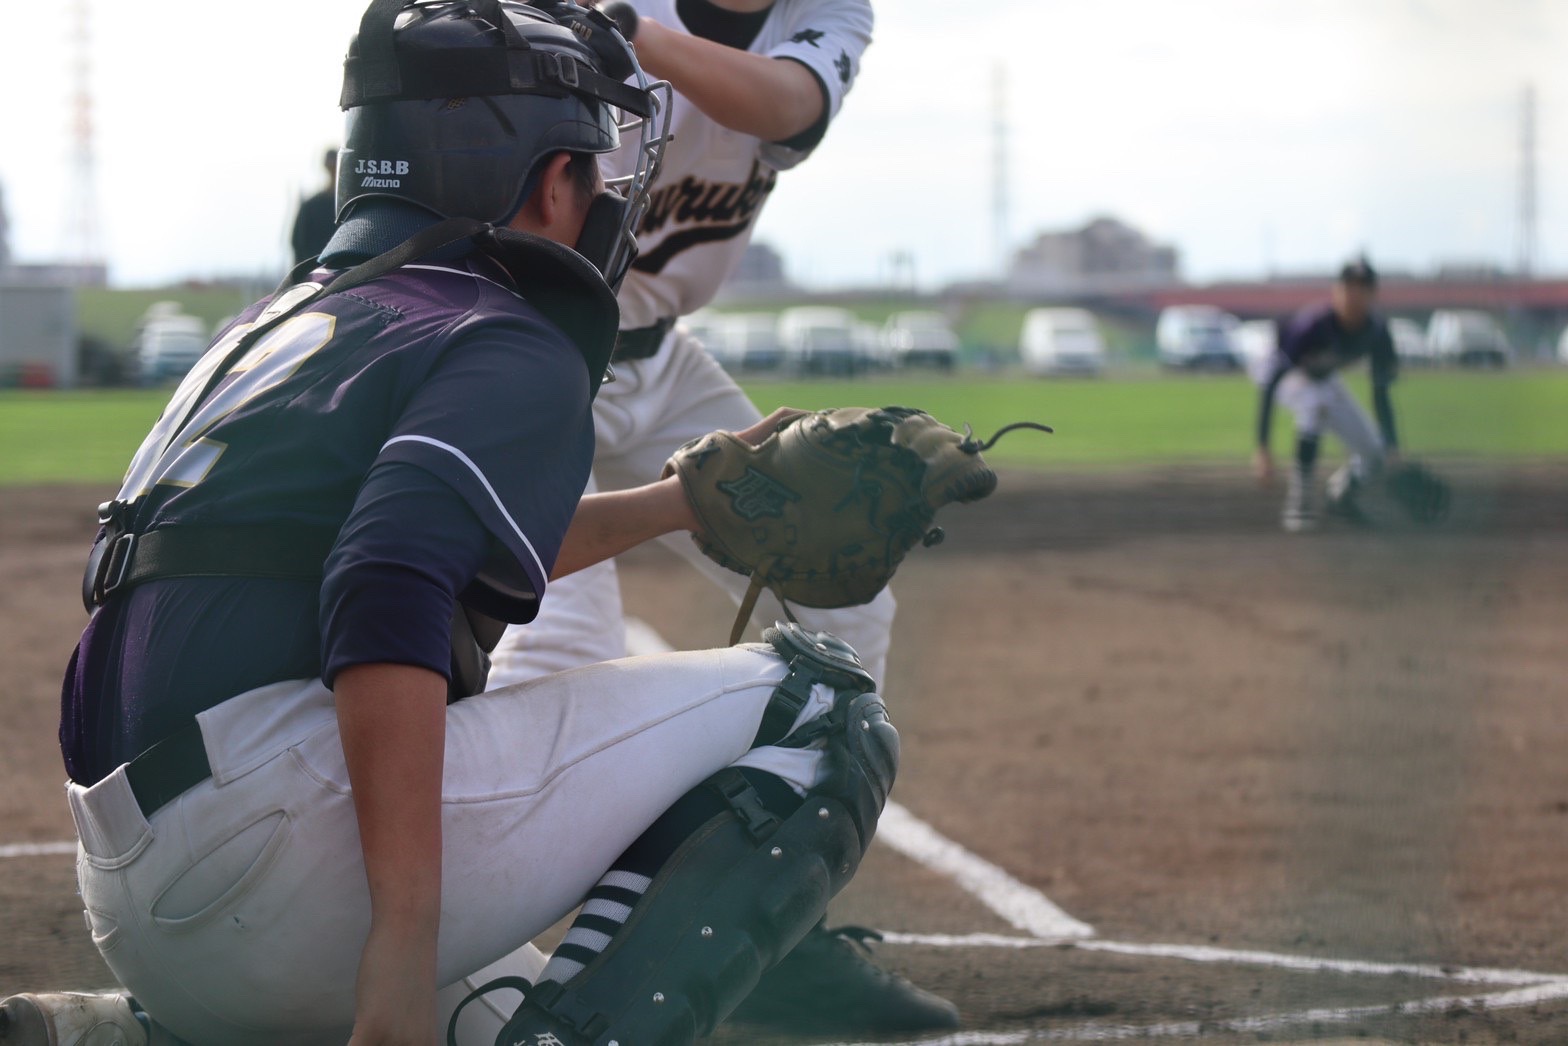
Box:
[1338,256,1378,288]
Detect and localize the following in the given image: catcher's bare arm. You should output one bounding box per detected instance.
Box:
[552,409,808,580]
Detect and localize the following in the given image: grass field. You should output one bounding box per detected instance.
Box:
[2,369,1565,486]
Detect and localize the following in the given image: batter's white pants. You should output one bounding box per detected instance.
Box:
[1270,371,1387,480]
[488,323,897,688]
[66,647,839,1046]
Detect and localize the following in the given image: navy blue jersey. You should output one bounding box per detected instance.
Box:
[1256,303,1400,450]
[62,252,596,784]
[1274,303,1397,385]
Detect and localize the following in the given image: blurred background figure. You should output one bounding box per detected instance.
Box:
[289,148,338,268]
[1252,257,1401,532]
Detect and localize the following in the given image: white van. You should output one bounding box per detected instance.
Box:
[1155,305,1240,370]
[1426,309,1510,368]
[1388,316,1436,366]
[777,306,866,375]
[1019,307,1106,376]
[136,304,208,385]
[882,310,959,370]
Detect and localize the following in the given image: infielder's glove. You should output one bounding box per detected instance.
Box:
[1384,460,1450,524]
[664,406,1050,643]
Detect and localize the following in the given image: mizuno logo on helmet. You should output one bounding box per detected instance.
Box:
[360,176,402,188]
[354,159,410,175]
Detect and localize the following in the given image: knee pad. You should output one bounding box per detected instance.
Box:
[757,621,897,846]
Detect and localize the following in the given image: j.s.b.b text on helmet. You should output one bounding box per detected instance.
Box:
[355,157,410,189]
[354,159,410,176]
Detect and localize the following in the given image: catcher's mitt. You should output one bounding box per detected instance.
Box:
[1384,460,1450,524]
[664,406,1050,643]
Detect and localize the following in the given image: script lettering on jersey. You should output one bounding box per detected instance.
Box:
[631,159,778,274]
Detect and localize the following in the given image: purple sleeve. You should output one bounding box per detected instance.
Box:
[320,321,595,686]
[376,322,595,618]
[1278,306,1333,364]
[319,462,488,686]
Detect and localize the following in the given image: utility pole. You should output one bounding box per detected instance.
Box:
[64,0,105,284]
[991,64,1011,281]
[1517,82,1537,278]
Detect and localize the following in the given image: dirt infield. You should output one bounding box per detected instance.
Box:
[4,462,1567,1043]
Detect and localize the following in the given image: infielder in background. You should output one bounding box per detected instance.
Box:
[1253,257,1401,531]
[0,4,903,1044]
[482,0,961,1033]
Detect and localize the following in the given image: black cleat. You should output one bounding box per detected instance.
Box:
[729,923,960,1034]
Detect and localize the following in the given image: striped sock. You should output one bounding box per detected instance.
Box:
[537,768,802,985]
[540,869,653,983]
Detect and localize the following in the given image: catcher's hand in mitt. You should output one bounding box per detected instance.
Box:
[664,405,1050,643]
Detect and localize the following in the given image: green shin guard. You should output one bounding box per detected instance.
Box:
[485,629,899,1046]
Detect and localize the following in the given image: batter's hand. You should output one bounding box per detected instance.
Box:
[1253,447,1275,485]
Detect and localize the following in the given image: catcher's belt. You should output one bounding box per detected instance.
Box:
[123,718,211,818]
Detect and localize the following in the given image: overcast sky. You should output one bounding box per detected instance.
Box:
[0,0,1562,290]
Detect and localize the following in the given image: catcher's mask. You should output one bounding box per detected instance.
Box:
[337,0,671,289]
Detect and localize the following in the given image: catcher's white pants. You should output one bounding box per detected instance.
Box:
[65,647,837,1046]
[1269,371,1387,479]
[489,323,897,687]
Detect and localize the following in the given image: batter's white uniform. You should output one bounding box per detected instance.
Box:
[489,0,891,690]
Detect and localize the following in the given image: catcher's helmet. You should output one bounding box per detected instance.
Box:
[337,0,670,286]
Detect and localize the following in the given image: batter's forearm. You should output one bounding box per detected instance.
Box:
[633,18,823,140]
[552,476,699,580]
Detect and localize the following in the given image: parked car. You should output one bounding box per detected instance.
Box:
[855,319,892,370]
[1559,324,1568,365]
[1231,319,1277,378]
[778,306,867,375]
[1019,307,1106,376]
[1426,309,1511,367]
[724,312,787,371]
[1155,305,1241,370]
[682,309,739,369]
[882,310,959,370]
[1388,316,1436,366]
[136,303,208,385]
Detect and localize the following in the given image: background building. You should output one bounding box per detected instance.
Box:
[1007,216,1181,296]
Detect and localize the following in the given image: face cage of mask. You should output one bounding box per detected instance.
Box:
[598,74,673,289]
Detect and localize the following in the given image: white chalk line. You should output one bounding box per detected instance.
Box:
[0,841,76,859]
[880,933,1565,988]
[876,802,1096,941]
[822,978,1568,1044]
